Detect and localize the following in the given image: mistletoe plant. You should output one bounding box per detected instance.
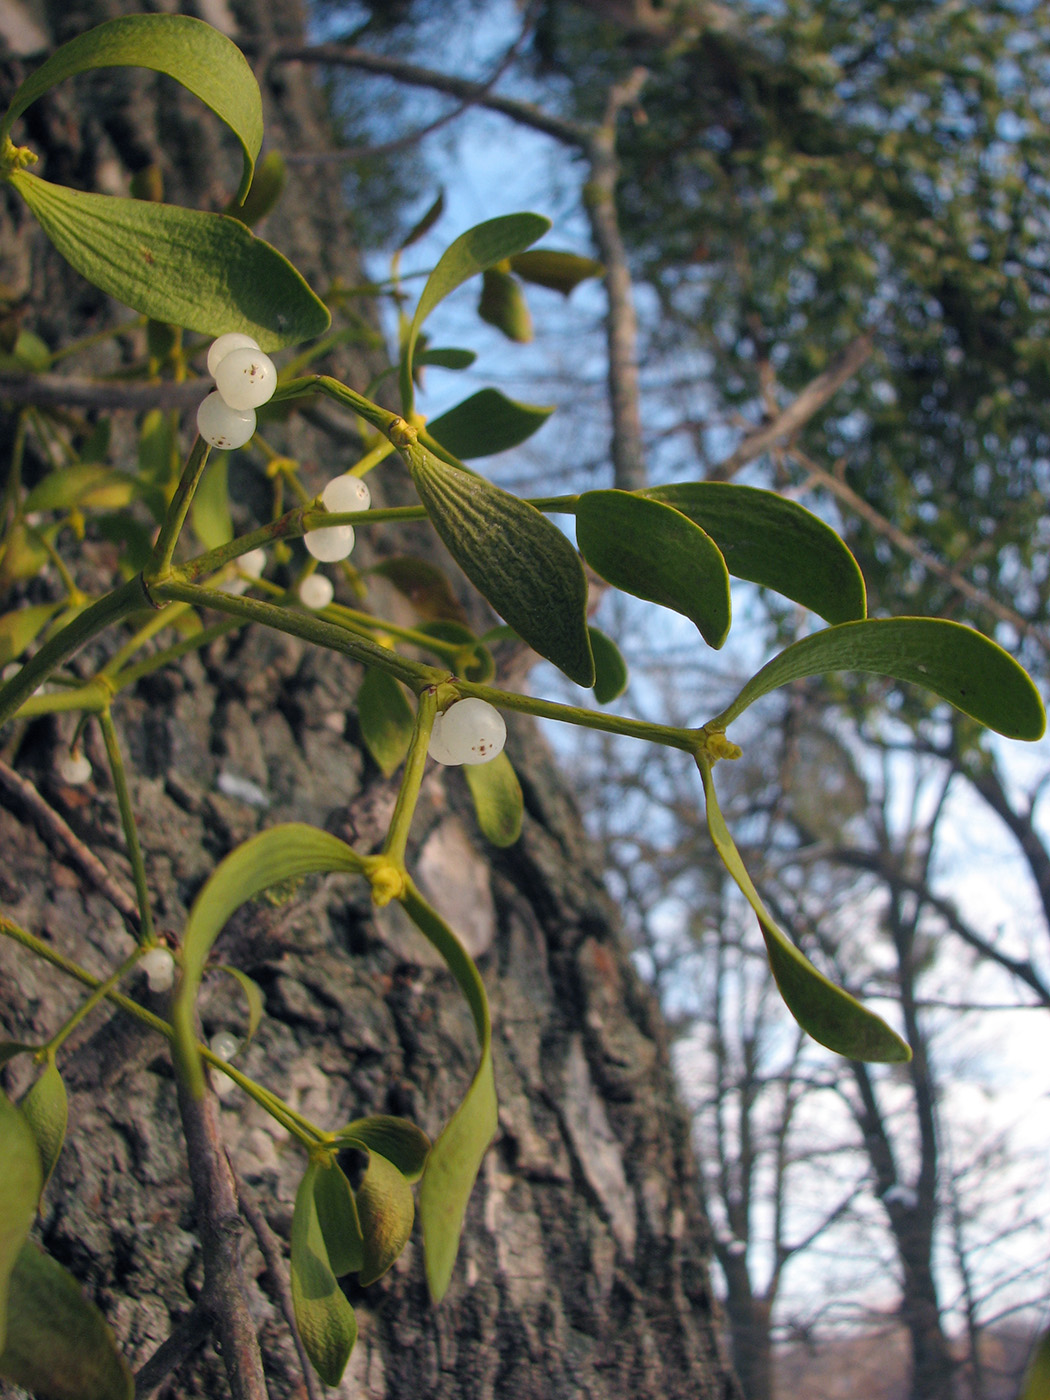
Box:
[0,15,1045,1397]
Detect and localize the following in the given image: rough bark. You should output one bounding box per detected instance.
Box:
[0,1,740,1397]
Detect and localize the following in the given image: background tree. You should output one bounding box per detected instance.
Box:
[0,2,743,1396]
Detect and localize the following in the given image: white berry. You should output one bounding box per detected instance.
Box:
[213,346,277,410]
[197,391,256,449]
[299,574,334,609]
[57,749,92,784]
[304,524,355,562]
[428,711,464,765]
[322,475,371,514]
[210,1030,240,1062]
[429,699,506,765]
[141,946,176,993]
[239,548,266,579]
[207,332,259,378]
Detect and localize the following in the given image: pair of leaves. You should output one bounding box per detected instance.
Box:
[291,1119,427,1386]
[574,484,868,650]
[2,16,327,345]
[173,826,497,1321]
[697,615,1045,1059]
[400,212,550,411]
[477,251,604,343]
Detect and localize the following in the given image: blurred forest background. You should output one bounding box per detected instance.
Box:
[293,2,1050,1397]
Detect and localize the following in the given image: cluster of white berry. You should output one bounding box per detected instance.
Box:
[303,473,371,563]
[196,333,277,450]
[427,698,506,766]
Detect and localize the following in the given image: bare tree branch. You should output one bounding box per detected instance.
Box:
[711,334,873,479]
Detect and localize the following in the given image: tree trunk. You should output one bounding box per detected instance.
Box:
[0,2,741,1397]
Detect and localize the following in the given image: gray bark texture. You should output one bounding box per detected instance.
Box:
[0,1,741,1396]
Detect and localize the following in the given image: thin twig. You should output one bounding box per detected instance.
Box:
[257,41,584,147]
[0,758,141,932]
[285,0,542,167]
[712,334,874,479]
[790,444,1050,654]
[176,1077,270,1400]
[133,1300,215,1399]
[0,372,206,412]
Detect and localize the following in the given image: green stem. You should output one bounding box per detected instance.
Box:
[98,708,155,943]
[111,617,243,690]
[41,947,144,1056]
[455,678,702,753]
[0,914,326,1145]
[153,578,443,691]
[146,435,211,582]
[100,603,193,677]
[11,619,243,719]
[383,688,438,869]
[0,576,151,728]
[272,375,402,435]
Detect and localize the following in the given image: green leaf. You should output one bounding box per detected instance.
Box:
[464,751,523,847]
[333,1116,431,1183]
[642,482,867,624]
[400,884,497,1302]
[213,965,265,1047]
[312,1160,364,1278]
[0,601,61,666]
[368,557,467,623]
[291,1163,357,1386]
[19,1057,67,1195]
[190,455,233,550]
[478,268,533,342]
[0,1093,41,1355]
[397,190,445,252]
[232,150,287,227]
[508,249,604,295]
[426,388,555,459]
[589,625,629,704]
[1020,1328,1050,1400]
[712,617,1046,740]
[697,757,912,1063]
[356,667,415,778]
[402,213,550,402]
[576,490,731,649]
[403,440,594,687]
[354,1149,415,1286]
[417,347,476,371]
[8,172,329,350]
[172,825,367,1098]
[23,465,154,516]
[0,1242,132,1400]
[1,13,262,201]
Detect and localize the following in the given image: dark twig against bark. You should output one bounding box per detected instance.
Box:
[0,758,141,932]
[133,1301,216,1399]
[0,372,205,412]
[176,1077,270,1400]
